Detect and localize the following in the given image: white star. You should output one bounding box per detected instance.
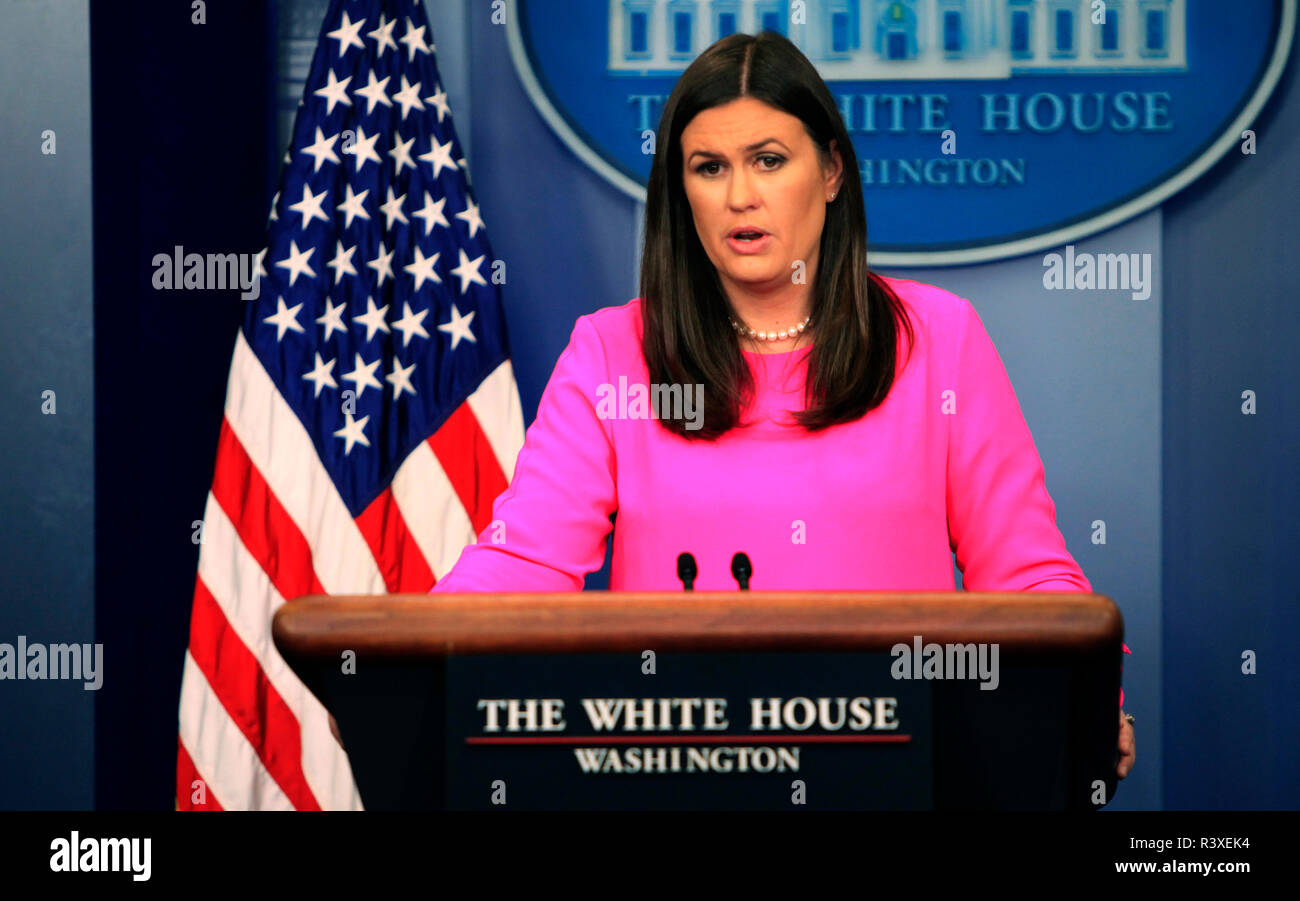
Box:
[342,352,384,399]
[386,358,417,400]
[288,183,329,230]
[326,240,358,283]
[275,240,316,285]
[412,192,450,235]
[353,71,392,115]
[333,411,371,455]
[251,247,268,280]
[392,302,430,348]
[438,303,477,350]
[391,75,424,120]
[316,298,347,340]
[353,296,391,342]
[300,127,340,172]
[336,184,370,228]
[343,125,382,172]
[404,245,442,291]
[267,191,279,222]
[399,17,431,61]
[388,133,416,176]
[263,296,305,341]
[424,83,450,123]
[455,198,486,239]
[419,135,457,180]
[302,352,338,397]
[313,69,352,114]
[450,248,488,294]
[327,11,366,56]
[379,186,409,231]
[367,12,398,57]
[367,240,394,288]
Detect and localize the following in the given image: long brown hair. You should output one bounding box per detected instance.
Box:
[640,30,914,440]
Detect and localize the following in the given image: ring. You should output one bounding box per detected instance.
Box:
[1124,713,1135,725]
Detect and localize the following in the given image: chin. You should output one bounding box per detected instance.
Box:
[726,268,782,285]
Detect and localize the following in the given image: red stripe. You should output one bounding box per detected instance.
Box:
[210,417,325,601]
[466,735,912,745]
[427,403,509,535]
[187,574,321,810]
[176,735,224,811]
[355,486,436,593]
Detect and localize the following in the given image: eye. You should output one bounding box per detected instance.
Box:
[693,155,784,176]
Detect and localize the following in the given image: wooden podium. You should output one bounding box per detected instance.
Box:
[272,591,1124,811]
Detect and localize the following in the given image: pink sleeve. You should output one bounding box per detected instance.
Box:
[946,298,1092,594]
[430,316,617,592]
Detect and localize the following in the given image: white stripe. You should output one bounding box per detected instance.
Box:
[196,492,364,810]
[390,442,478,580]
[224,331,385,594]
[466,359,525,481]
[178,651,293,811]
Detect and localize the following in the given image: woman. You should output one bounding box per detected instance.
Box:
[431,31,1134,779]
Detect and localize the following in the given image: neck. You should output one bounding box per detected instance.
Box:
[724,281,812,332]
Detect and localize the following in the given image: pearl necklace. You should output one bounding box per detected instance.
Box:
[728,312,812,342]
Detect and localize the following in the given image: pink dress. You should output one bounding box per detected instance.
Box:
[431,275,1130,702]
[433,275,1094,594]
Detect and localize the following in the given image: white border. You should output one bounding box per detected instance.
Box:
[506,0,1294,267]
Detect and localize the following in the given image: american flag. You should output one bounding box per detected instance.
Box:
[176,0,523,810]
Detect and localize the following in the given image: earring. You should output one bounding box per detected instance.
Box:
[829,192,837,201]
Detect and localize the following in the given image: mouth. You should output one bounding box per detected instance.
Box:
[726,228,772,254]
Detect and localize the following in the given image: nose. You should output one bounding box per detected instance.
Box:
[726,163,758,209]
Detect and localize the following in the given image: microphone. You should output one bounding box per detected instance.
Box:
[730,552,752,590]
[676,552,697,591]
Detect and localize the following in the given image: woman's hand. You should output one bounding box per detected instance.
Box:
[1116,709,1136,778]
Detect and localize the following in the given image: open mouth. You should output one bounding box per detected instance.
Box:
[731,231,766,241]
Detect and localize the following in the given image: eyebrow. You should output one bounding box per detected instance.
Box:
[686,138,790,163]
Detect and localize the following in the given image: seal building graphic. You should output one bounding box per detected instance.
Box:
[607,0,1186,77]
